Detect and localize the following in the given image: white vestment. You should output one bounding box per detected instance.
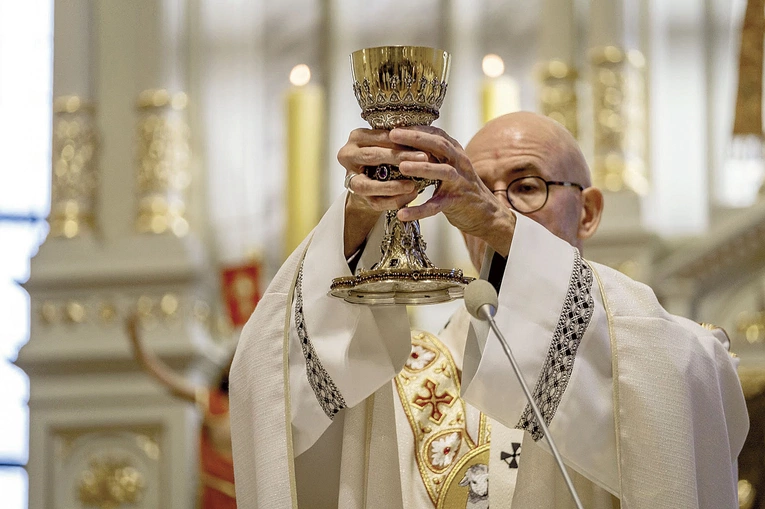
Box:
[230,194,749,509]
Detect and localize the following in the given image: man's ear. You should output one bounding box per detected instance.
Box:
[578,187,603,241]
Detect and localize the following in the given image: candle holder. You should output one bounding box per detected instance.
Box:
[330,46,473,305]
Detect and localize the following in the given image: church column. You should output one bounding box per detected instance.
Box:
[581,0,660,287]
[19,1,225,508]
[537,0,579,138]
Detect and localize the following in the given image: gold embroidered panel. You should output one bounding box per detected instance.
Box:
[395,331,490,507]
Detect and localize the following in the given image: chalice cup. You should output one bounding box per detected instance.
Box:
[330,46,473,305]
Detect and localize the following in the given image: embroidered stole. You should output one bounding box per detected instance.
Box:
[394,330,492,508]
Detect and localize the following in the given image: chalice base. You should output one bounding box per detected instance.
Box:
[330,212,473,305]
[329,268,471,305]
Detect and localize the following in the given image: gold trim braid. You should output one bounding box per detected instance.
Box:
[591,265,624,502]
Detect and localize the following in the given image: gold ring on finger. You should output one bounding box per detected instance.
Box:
[344,172,360,194]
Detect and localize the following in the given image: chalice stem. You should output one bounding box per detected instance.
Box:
[374,210,434,272]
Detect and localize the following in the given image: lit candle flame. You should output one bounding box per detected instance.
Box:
[482,54,505,78]
[289,64,312,86]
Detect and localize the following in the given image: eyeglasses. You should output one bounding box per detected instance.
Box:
[492,176,584,214]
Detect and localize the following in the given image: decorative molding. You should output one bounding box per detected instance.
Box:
[77,456,145,507]
[589,46,648,194]
[50,95,99,239]
[53,427,161,509]
[537,60,578,138]
[135,89,191,237]
[34,294,219,329]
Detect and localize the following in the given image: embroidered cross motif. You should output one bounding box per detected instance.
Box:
[500,442,522,469]
[413,379,455,424]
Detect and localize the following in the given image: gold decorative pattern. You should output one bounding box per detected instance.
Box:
[737,311,765,344]
[65,301,87,323]
[350,46,450,130]
[98,302,117,325]
[35,296,212,328]
[395,331,489,506]
[135,89,191,237]
[50,95,99,238]
[537,60,579,138]
[159,293,179,318]
[40,301,59,324]
[135,434,160,461]
[77,456,145,508]
[589,46,648,194]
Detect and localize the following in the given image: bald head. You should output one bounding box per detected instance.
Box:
[461,111,603,264]
[466,111,590,188]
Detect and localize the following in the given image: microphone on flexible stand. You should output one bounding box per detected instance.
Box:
[464,279,585,509]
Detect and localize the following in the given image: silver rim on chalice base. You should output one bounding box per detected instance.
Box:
[329,46,474,305]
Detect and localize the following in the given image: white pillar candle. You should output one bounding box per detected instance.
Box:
[285,64,324,256]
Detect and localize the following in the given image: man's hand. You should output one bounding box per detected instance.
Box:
[338,128,426,257]
[389,126,516,258]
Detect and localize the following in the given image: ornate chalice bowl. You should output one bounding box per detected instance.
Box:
[330,46,473,305]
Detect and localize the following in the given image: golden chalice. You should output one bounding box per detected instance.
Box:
[330,46,473,305]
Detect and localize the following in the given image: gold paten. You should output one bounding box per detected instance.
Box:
[330,46,473,305]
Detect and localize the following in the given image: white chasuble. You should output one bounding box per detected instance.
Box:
[230,193,749,509]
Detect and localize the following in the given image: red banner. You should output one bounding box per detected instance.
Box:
[221,262,261,327]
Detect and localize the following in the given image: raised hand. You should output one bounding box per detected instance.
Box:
[390,126,516,258]
[337,128,429,256]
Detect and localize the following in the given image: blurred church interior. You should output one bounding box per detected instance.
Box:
[1,0,765,507]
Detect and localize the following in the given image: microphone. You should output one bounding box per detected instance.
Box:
[464,280,584,509]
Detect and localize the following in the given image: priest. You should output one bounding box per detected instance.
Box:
[229,111,748,508]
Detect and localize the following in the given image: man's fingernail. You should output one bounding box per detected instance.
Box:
[413,152,428,161]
